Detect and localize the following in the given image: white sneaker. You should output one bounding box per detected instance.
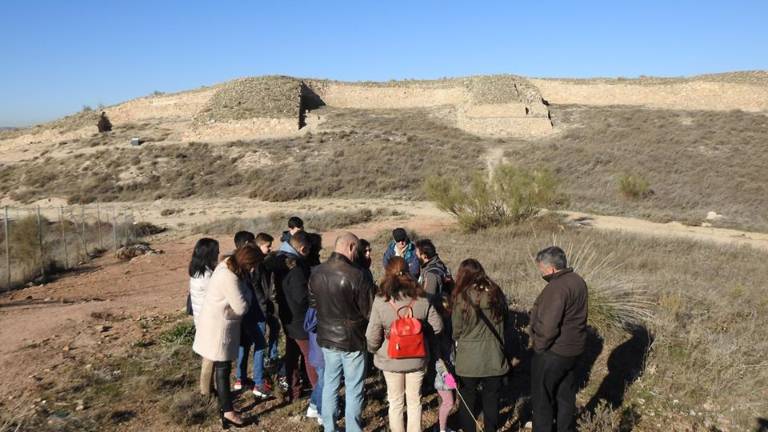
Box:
[317,417,324,426]
[252,385,271,400]
[306,403,319,419]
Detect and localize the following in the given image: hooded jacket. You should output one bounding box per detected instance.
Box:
[382,241,420,279]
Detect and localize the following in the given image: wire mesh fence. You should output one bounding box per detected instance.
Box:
[0,204,142,291]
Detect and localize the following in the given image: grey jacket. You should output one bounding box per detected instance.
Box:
[365,295,443,373]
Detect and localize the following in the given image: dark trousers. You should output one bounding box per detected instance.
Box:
[285,337,318,400]
[531,351,579,432]
[214,361,234,413]
[457,375,503,432]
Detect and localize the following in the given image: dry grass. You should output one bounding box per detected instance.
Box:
[0,216,164,290]
[0,108,484,204]
[3,221,765,431]
[397,219,768,430]
[505,105,768,231]
[191,208,402,236]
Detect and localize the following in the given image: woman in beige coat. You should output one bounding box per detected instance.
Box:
[193,245,263,429]
[366,257,443,432]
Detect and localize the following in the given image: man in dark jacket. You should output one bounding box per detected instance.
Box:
[382,227,420,278]
[530,246,588,432]
[280,232,318,402]
[414,239,452,300]
[309,232,375,432]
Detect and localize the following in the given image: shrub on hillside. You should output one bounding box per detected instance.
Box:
[618,173,653,199]
[425,164,564,232]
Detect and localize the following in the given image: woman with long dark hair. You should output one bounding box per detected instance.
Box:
[451,259,509,432]
[189,238,220,327]
[365,257,443,432]
[188,238,220,397]
[193,245,263,428]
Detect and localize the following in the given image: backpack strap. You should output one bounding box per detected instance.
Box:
[469,298,513,371]
[389,299,416,318]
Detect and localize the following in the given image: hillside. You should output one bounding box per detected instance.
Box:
[1,71,768,231]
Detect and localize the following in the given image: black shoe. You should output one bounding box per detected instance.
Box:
[219,410,248,429]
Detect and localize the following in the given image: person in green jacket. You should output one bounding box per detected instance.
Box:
[451,259,509,432]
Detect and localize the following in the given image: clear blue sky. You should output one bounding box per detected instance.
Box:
[1,0,767,126]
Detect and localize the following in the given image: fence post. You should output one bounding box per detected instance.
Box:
[59,207,69,270]
[80,205,88,259]
[112,208,118,250]
[36,206,45,281]
[96,203,103,250]
[4,206,10,291]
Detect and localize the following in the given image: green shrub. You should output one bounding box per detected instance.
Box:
[159,321,195,346]
[425,164,564,232]
[618,173,652,199]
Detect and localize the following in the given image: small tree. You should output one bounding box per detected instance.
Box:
[425,164,565,232]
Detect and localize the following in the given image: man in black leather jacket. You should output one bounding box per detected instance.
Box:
[309,232,375,432]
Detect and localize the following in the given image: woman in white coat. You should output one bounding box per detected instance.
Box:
[188,237,220,396]
[193,244,263,428]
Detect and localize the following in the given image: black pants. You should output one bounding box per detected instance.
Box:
[214,361,234,413]
[457,375,503,432]
[531,351,579,432]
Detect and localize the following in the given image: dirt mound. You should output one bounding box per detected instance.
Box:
[194,76,301,124]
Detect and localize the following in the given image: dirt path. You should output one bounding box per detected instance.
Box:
[562,211,768,251]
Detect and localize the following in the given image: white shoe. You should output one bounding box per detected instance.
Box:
[306,403,319,419]
[317,417,324,426]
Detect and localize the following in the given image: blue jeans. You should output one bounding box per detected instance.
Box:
[311,366,324,413]
[236,321,267,386]
[267,315,280,361]
[321,348,366,432]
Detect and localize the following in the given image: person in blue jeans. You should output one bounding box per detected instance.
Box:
[233,232,274,398]
[308,233,375,432]
[235,322,271,398]
[304,307,324,426]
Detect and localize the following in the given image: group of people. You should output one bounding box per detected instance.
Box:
[187,216,589,432]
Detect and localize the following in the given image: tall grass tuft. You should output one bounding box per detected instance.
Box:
[618,173,652,200]
[527,235,655,336]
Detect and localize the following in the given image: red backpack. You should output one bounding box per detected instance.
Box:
[387,300,426,359]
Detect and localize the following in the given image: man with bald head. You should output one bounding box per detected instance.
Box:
[309,232,375,432]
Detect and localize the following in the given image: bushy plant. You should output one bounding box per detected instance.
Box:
[577,400,621,432]
[425,164,564,232]
[618,173,652,200]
